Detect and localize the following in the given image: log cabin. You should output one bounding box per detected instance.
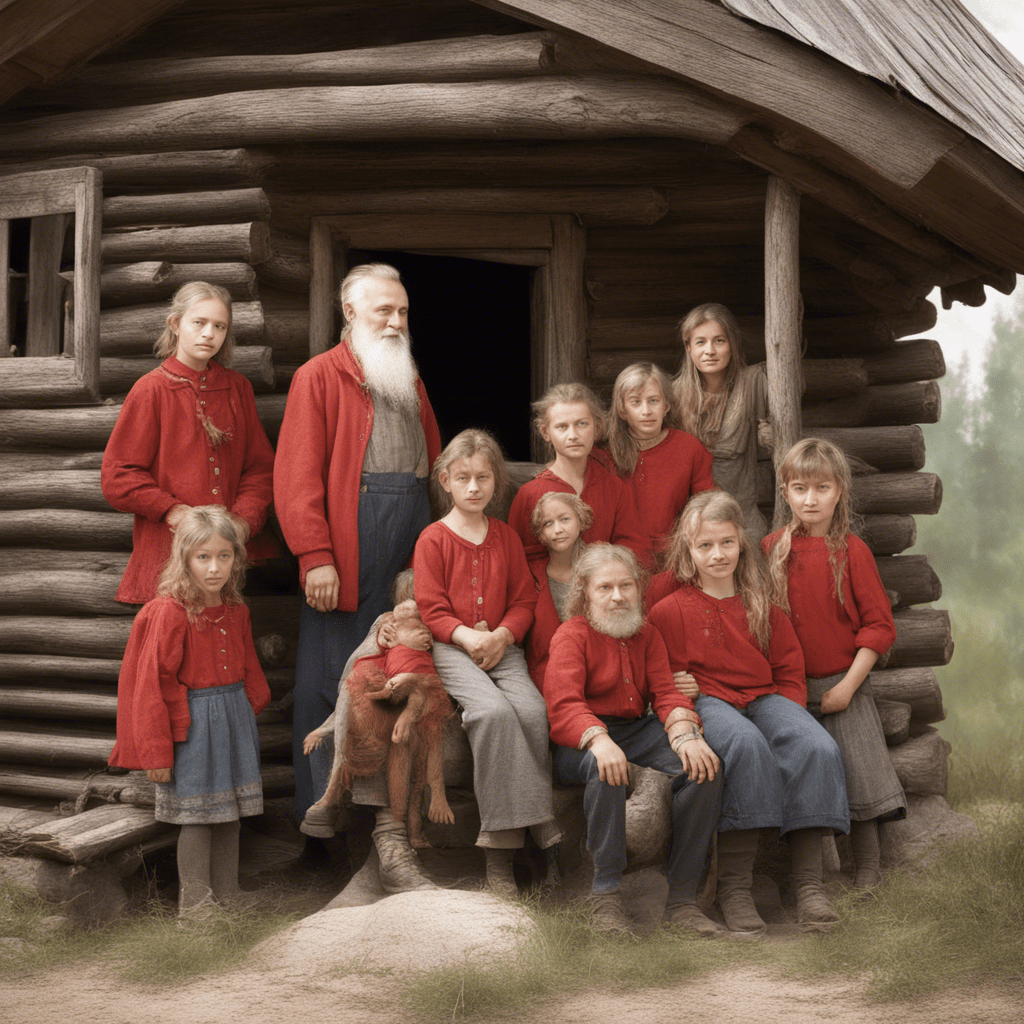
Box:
[0,0,1020,869]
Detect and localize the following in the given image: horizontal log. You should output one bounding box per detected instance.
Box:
[863,339,945,385]
[101,222,271,266]
[802,381,941,428]
[869,667,944,723]
[0,617,133,659]
[99,300,264,356]
[756,469,941,516]
[19,804,169,864]
[886,302,938,341]
[889,609,953,669]
[0,509,132,548]
[103,188,270,228]
[256,230,310,294]
[100,346,275,396]
[874,555,942,608]
[811,426,925,473]
[0,451,103,473]
[0,727,114,767]
[0,654,122,681]
[0,471,108,513]
[101,261,259,307]
[888,730,950,798]
[0,571,130,616]
[875,699,912,747]
[860,515,917,556]
[0,687,117,719]
[0,77,746,154]
[264,306,309,361]
[0,548,128,575]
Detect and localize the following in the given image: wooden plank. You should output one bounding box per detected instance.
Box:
[25,214,67,357]
[406,248,549,266]
[0,358,96,409]
[0,166,82,218]
[102,187,270,228]
[74,166,102,400]
[321,213,554,250]
[0,653,122,681]
[0,547,127,573]
[0,571,127,616]
[0,218,9,355]
[0,0,94,67]
[19,804,168,863]
[0,510,132,549]
[101,222,271,265]
[308,219,335,359]
[0,686,117,719]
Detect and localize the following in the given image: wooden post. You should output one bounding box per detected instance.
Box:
[26,214,68,357]
[309,218,335,358]
[0,219,9,356]
[764,176,802,528]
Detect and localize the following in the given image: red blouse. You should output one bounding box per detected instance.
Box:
[101,356,276,604]
[761,531,896,678]
[648,584,806,708]
[507,454,651,565]
[413,518,537,645]
[544,616,694,749]
[525,555,568,693]
[109,597,270,771]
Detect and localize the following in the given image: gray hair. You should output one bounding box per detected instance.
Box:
[338,263,403,330]
[567,542,645,618]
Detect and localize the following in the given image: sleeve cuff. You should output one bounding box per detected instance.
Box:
[578,725,608,751]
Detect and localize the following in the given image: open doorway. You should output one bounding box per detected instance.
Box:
[349,249,534,460]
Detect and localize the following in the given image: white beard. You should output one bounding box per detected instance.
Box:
[349,325,420,410]
[587,603,644,640]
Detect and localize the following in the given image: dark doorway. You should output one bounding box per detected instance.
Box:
[349,249,534,461]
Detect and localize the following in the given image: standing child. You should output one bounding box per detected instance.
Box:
[414,429,560,897]
[109,507,270,917]
[507,382,650,565]
[606,362,714,552]
[102,282,276,604]
[764,438,905,889]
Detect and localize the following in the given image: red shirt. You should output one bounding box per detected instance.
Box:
[109,597,270,770]
[544,616,694,749]
[648,584,806,708]
[414,518,537,645]
[101,356,276,604]
[384,644,436,676]
[525,555,567,693]
[761,531,897,678]
[273,339,441,608]
[507,454,651,565]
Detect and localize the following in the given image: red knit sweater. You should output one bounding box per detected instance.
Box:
[273,339,441,608]
[525,555,567,693]
[109,597,270,771]
[100,356,275,604]
[414,518,537,645]
[761,531,896,678]
[648,584,806,708]
[544,616,694,749]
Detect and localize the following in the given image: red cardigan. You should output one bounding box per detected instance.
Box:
[507,454,651,565]
[273,339,441,608]
[525,555,567,693]
[109,597,270,771]
[101,356,276,604]
[544,616,694,749]
[648,584,807,708]
[413,518,537,645]
[761,531,896,678]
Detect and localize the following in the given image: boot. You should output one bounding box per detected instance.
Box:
[588,891,633,935]
[663,901,726,938]
[789,828,839,931]
[484,848,518,899]
[373,821,437,894]
[715,829,767,937]
[849,819,883,890]
[300,800,345,838]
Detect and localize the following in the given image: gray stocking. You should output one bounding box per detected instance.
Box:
[210,819,241,903]
[177,824,214,914]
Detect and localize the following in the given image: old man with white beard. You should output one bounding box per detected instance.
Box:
[275,264,441,838]
[545,543,725,936]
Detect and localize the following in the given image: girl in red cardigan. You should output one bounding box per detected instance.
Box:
[507,383,650,566]
[764,438,905,890]
[414,429,558,897]
[101,281,275,604]
[110,506,270,917]
[605,362,714,555]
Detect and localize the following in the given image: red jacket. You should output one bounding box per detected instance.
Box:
[761,531,896,678]
[101,356,276,604]
[648,584,806,708]
[544,616,694,749]
[109,597,270,770]
[273,340,441,609]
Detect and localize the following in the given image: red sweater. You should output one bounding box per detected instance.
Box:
[109,597,270,770]
[761,531,897,678]
[525,555,567,693]
[507,455,651,565]
[414,518,537,645]
[544,616,694,749]
[101,356,276,604]
[648,585,806,708]
[273,339,441,607]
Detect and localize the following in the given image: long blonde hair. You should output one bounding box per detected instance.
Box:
[663,490,772,653]
[156,506,247,622]
[430,428,510,515]
[673,303,746,443]
[154,281,235,365]
[767,438,857,613]
[567,542,646,619]
[531,382,607,460]
[530,491,594,562]
[607,362,679,475]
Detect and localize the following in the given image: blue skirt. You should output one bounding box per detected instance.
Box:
[155,681,263,825]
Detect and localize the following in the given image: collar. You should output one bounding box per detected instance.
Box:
[160,355,230,390]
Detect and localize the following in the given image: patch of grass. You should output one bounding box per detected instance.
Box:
[946,737,1024,810]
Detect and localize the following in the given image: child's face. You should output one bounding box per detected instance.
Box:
[188,534,236,605]
[620,378,667,440]
[441,453,495,514]
[687,319,731,381]
[540,401,595,462]
[171,297,230,372]
[688,519,740,590]
[538,498,581,555]
[785,475,841,537]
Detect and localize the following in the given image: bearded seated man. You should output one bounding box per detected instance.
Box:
[544,543,724,937]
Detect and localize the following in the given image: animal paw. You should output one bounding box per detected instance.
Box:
[302,733,323,755]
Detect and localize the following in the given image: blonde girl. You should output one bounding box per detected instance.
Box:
[507,382,649,565]
[648,490,848,935]
[606,361,714,550]
[110,507,270,917]
[764,438,905,889]
[101,281,276,604]
[673,303,771,543]
[413,429,559,896]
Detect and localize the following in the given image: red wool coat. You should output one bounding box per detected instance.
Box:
[273,339,441,610]
[100,356,276,604]
[109,597,270,771]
